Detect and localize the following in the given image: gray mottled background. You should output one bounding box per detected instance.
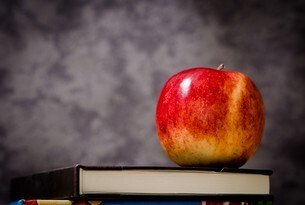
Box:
[1,0,305,204]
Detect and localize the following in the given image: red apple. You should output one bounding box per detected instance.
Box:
[156,65,265,167]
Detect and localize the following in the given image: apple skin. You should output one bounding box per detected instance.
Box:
[156,67,265,167]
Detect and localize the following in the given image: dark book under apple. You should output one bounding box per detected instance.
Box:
[10,165,272,200]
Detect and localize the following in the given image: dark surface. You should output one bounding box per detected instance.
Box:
[1,0,305,204]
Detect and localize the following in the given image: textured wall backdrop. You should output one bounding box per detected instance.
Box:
[1,0,305,204]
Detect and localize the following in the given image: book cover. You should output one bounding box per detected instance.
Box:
[10,165,272,200]
[10,199,273,205]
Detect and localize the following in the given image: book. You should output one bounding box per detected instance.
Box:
[10,165,272,200]
[10,199,273,205]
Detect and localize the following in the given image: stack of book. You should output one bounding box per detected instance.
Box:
[10,165,273,205]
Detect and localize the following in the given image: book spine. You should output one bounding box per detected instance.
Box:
[10,167,78,200]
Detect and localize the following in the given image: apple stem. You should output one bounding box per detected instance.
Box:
[217,64,225,70]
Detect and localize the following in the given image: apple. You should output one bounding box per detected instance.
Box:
[155,64,265,167]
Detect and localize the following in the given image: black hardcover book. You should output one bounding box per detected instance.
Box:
[10,165,272,200]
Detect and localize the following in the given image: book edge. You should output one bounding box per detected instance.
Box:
[77,165,273,175]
